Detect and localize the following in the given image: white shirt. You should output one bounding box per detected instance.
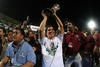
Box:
[39,34,64,67]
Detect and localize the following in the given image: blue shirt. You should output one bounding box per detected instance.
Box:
[5,40,36,66]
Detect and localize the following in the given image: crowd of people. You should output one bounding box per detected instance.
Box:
[0,7,100,67]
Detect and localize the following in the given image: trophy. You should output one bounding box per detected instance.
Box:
[52,3,60,11]
[43,3,60,16]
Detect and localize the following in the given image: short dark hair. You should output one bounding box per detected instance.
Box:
[8,30,13,33]
[0,27,6,34]
[15,28,25,37]
[45,25,57,37]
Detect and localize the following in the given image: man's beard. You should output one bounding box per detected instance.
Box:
[67,27,73,32]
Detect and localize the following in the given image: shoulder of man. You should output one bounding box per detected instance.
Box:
[23,41,34,49]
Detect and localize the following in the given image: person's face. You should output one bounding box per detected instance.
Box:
[29,31,34,37]
[0,29,5,36]
[66,22,73,32]
[67,22,73,28]
[46,27,55,39]
[23,20,27,25]
[13,29,24,43]
[8,32,13,42]
[74,26,78,31]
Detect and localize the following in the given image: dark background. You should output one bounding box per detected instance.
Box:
[0,0,100,31]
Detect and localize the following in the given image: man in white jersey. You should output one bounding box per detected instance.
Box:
[38,8,64,67]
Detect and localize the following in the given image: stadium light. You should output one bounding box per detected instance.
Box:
[87,20,96,30]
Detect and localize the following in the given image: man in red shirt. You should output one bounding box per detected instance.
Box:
[63,21,86,67]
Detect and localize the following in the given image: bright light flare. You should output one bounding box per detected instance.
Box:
[88,20,96,29]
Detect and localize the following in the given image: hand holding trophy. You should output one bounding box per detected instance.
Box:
[43,3,60,16]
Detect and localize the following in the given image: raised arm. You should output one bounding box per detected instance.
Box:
[39,10,47,39]
[52,8,64,35]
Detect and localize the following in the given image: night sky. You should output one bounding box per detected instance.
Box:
[0,0,100,31]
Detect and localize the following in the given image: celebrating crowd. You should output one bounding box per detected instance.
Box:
[0,6,100,67]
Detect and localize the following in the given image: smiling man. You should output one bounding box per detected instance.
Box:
[38,7,64,67]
